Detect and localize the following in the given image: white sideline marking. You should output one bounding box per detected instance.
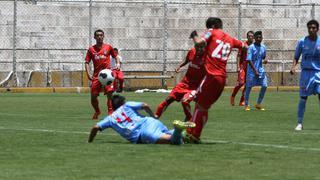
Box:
[1,126,320,152]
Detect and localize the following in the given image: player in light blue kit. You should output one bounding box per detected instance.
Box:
[244,31,268,111]
[290,20,320,131]
[88,95,196,144]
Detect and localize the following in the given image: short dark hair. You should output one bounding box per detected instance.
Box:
[307,19,319,29]
[254,31,262,37]
[189,30,198,39]
[206,17,223,29]
[113,48,118,52]
[112,95,125,111]
[247,31,254,36]
[94,29,104,36]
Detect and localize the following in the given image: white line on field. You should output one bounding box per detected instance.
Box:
[1,126,320,152]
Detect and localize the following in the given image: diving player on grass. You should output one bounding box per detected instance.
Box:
[88,95,196,144]
[244,31,268,111]
[290,20,320,131]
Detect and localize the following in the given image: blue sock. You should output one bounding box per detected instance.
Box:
[297,97,307,124]
[257,86,267,104]
[245,86,252,106]
[170,129,182,145]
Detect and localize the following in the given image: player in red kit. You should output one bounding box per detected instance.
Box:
[85,29,121,119]
[155,31,206,122]
[230,31,254,106]
[185,17,246,143]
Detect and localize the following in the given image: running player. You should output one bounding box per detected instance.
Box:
[230,31,254,106]
[290,20,320,131]
[186,17,246,142]
[85,29,121,119]
[244,31,268,111]
[88,95,196,144]
[155,30,206,122]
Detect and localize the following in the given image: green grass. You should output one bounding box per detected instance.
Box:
[0,91,320,180]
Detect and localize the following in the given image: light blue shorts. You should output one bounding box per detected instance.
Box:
[138,118,172,144]
[246,74,268,88]
[300,70,320,97]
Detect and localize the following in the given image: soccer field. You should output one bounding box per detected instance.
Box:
[1,92,320,179]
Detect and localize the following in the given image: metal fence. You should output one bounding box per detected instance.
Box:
[0,0,319,88]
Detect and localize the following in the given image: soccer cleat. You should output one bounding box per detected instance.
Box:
[239,101,245,106]
[254,104,265,111]
[245,105,251,111]
[295,123,303,131]
[173,120,196,130]
[181,130,201,144]
[230,96,235,106]
[92,111,101,120]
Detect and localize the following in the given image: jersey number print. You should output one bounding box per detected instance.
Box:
[211,39,231,61]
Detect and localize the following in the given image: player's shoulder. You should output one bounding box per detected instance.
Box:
[261,44,267,49]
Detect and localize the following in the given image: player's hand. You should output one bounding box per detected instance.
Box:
[263,60,268,64]
[175,67,181,73]
[237,67,240,72]
[290,66,296,75]
[87,75,93,81]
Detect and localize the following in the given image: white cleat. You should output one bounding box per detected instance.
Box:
[295,124,303,131]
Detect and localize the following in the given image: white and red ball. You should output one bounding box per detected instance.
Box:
[98,69,115,86]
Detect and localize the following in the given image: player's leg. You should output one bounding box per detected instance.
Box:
[117,70,124,92]
[112,70,119,92]
[181,93,193,121]
[295,96,308,130]
[188,75,225,140]
[91,78,101,119]
[230,84,242,106]
[239,85,245,106]
[155,96,175,118]
[106,91,113,115]
[244,76,254,111]
[255,76,268,110]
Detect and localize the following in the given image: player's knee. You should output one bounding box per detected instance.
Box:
[300,96,308,100]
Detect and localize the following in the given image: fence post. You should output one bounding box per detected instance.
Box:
[311,3,315,19]
[88,0,93,46]
[162,0,168,89]
[237,0,242,41]
[12,0,18,87]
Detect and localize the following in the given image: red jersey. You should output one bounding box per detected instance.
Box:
[182,48,206,85]
[239,41,249,65]
[85,43,116,77]
[202,29,243,76]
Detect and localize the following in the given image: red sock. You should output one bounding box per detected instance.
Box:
[107,99,113,115]
[190,107,208,139]
[240,86,246,102]
[181,101,192,121]
[91,98,100,113]
[155,100,169,118]
[119,78,124,90]
[231,84,242,97]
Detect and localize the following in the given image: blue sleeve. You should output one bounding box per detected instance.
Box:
[125,101,143,110]
[246,46,253,61]
[97,116,112,130]
[294,39,303,61]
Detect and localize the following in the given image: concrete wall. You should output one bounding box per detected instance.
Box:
[0,0,319,87]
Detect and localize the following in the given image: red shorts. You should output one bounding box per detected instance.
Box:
[169,82,192,101]
[195,75,226,109]
[112,69,124,80]
[90,78,114,95]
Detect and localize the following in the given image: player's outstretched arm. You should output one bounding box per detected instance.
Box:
[88,125,100,143]
[142,103,156,118]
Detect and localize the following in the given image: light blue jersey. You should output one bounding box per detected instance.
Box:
[97,101,172,144]
[246,43,266,77]
[246,43,268,87]
[295,36,320,96]
[294,36,320,71]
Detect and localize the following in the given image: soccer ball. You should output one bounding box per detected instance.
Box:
[98,69,115,86]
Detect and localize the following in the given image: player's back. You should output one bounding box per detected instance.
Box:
[296,37,320,71]
[204,29,243,76]
[183,48,206,85]
[106,102,147,143]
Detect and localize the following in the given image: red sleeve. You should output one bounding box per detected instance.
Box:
[201,29,212,43]
[110,46,117,58]
[186,48,196,62]
[85,49,92,63]
[233,38,244,50]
